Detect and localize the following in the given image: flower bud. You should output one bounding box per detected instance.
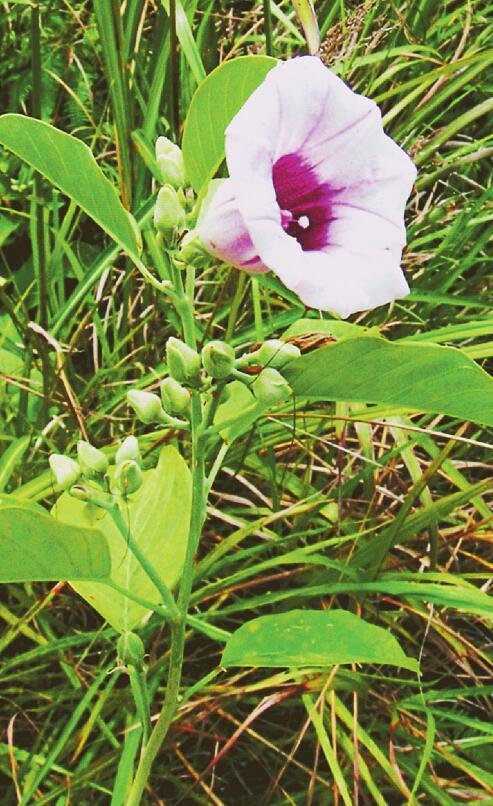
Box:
[77,441,109,477]
[160,377,191,416]
[113,459,143,496]
[117,631,146,669]
[69,482,111,511]
[154,185,186,235]
[166,337,201,385]
[155,136,185,188]
[127,390,165,424]
[202,340,235,379]
[256,339,301,369]
[252,367,292,406]
[69,483,92,503]
[176,229,209,265]
[49,454,81,490]
[115,435,141,466]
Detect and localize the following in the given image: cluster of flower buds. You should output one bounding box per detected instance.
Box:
[153,136,187,238]
[49,435,144,501]
[125,338,201,428]
[126,348,196,430]
[125,336,301,432]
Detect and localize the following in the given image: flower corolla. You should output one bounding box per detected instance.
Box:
[199,56,416,318]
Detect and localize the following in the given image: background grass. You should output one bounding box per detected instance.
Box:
[1,0,492,802]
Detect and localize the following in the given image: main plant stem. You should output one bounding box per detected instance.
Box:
[127,268,206,804]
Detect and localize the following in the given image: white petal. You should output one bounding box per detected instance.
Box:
[274,239,410,318]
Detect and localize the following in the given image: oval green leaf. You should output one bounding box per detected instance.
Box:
[0,495,110,582]
[0,114,139,257]
[182,55,277,192]
[284,336,493,427]
[221,609,419,672]
[52,446,191,632]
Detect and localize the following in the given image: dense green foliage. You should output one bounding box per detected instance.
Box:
[1,0,492,802]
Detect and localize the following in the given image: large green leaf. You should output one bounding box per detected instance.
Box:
[285,336,493,427]
[0,114,139,257]
[182,55,277,192]
[221,609,418,672]
[52,446,191,632]
[0,496,110,582]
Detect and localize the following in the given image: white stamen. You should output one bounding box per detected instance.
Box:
[298,215,310,229]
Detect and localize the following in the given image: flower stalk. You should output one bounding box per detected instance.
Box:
[127,264,207,804]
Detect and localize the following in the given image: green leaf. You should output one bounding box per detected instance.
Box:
[349,579,493,620]
[221,609,419,672]
[0,114,139,257]
[161,0,206,85]
[285,336,493,427]
[0,436,30,493]
[0,213,18,247]
[182,55,277,192]
[283,318,378,340]
[214,380,265,442]
[0,495,110,582]
[0,345,43,423]
[52,446,191,632]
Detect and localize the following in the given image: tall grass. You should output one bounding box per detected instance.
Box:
[0,0,492,802]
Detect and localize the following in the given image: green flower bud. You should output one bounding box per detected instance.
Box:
[155,136,185,188]
[175,229,208,265]
[157,153,185,189]
[69,483,92,503]
[252,367,292,406]
[77,441,109,477]
[113,459,143,496]
[49,454,81,490]
[155,135,176,159]
[166,337,201,385]
[127,390,165,424]
[115,435,141,466]
[202,340,235,379]
[160,377,191,416]
[117,631,146,669]
[69,482,112,511]
[256,339,301,369]
[154,185,186,235]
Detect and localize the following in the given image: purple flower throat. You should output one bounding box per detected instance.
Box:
[273,153,334,251]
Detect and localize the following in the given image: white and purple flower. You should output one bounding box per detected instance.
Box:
[198,56,417,318]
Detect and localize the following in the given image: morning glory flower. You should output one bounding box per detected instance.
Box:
[199,56,417,318]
